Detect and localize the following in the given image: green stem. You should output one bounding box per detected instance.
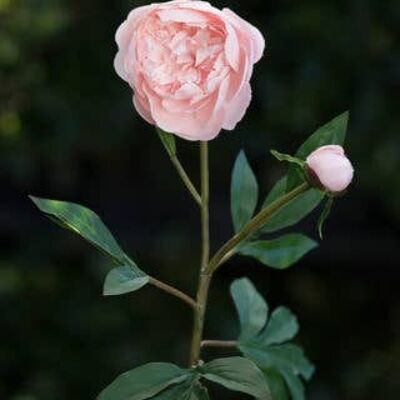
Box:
[148,276,197,310]
[201,340,238,349]
[206,182,310,274]
[170,155,202,206]
[189,142,211,366]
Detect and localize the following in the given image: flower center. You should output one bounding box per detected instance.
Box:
[137,15,230,102]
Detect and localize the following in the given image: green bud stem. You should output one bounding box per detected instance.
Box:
[206,181,310,274]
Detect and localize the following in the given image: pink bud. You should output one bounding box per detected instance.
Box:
[305,145,354,193]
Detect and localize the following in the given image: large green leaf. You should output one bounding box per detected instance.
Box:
[240,344,315,381]
[280,370,305,400]
[190,383,210,400]
[152,379,208,400]
[230,278,268,340]
[30,196,126,263]
[239,234,318,269]
[263,368,289,400]
[295,112,349,160]
[260,186,324,234]
[103,264,149,296]
[263,177,288,207]
[258,307,299,346]
[201,357,271,400]
[287,112,349,190]
[97,362,190,400]
[231,151,259,232]
[230,278,315,400]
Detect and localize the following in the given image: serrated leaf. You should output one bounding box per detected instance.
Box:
[259,307,299,346]
[97,362,190,400]
[240,344,315,381]
[30,196,126,264]
[280,370,305,400]
[287,112,349,190]
[231,151,259,232]
[157,128,177,157]
[270,150,305,168]
[201,357,271,400]
[239,235,318,270]
[263,368,289,400]
[103,264,149,296]
[230,278,268,340]
[260,188,324,234]
[317,197,334,239]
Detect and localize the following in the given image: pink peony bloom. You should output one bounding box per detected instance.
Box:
[114,0,265,141]
[306,145,354,193]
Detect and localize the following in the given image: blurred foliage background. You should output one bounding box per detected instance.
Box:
[0,0,399,399]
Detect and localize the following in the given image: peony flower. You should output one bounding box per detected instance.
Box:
[306,145,354,193]
[114,0,265,141]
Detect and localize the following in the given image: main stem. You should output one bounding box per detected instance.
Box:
[189,141,211,366]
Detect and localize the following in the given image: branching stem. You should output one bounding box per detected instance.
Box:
[149,277,197,309]
[170,154,202,206]
[201,340,238,349]
[206,181,310,274]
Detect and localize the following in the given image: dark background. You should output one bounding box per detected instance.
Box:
[1,0,399,399]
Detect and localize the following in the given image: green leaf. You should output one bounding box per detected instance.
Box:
[240,344,315,381]
[151,379,208,400]
[190,384,210,400]
[287,112,349,190]
[263,177,288,207]
[230,278,268,340]
[296,112,349,160]
[239,234,318,270]
[103,264,149,296]
[30,196,126,264]
[261,188,324,234]
[97,362,190,400]
[231,151,259,232]
[263,368,289,400]
[258,307,299,346]
[280,370,305,400]
[230,278,314,400]
[201,357,271,400]
[317,197,334,239]
[157,127,177,157]
[270,150,305,168]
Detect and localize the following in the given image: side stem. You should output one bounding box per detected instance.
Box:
[201,340,238,349]
[206,182,310,273]
[189,141,211,366]
[149,276,197,310]
[170,155,202,206]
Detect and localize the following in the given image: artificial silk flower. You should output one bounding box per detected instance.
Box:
[114,0,265,141]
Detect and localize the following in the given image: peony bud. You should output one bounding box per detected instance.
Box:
[305,145,354,193]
